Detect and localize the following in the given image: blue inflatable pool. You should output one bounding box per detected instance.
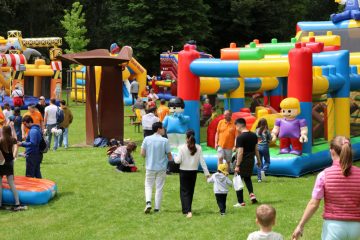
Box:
[1,176,57,205]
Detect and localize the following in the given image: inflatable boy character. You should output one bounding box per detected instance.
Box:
[163,97,190,148]
[271,98,308,155]
[331,0,360,23]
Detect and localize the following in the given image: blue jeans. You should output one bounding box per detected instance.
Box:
[257,144,270,180]
[25,153,42,178]
[46,124,59,150]
[108,156,133,172]
[58,128,68,148]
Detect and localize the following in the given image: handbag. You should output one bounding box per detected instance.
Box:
[233,174,244,191]
[0,150,5,165]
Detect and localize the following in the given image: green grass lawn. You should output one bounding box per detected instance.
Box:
[1,102,359,240]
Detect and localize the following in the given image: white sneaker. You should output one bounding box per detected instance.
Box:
[233,202,246,208]
[144,202,152,214]
[261,171,266,181]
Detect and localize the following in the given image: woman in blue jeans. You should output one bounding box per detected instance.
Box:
[108,142,137,172]
[255,118,271,182]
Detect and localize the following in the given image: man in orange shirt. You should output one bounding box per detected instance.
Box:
[157,99,169,122]
[22,104,44,139]
[215,110,236,170]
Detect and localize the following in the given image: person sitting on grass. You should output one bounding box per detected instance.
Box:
[108,141,137,173]
[247,204,283,240]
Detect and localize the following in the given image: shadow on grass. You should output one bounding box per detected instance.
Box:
[48,191,75,205]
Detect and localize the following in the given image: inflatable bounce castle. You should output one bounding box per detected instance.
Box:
[0,30,62,107]
[172,3,360,177]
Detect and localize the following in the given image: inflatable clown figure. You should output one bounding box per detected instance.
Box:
[163,97,190,148]
[271,98,308,155]
[331,0,360,23]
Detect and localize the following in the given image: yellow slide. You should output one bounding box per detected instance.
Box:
[71,57,146,102]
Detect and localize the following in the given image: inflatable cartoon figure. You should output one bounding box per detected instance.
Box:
[331,0,360,23]
[271,98,308,155]
[163,97,190,148]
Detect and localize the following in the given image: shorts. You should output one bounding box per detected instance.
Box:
[322,220,360,240]
[217,147,233,162]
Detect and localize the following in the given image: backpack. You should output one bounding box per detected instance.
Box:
[94,137,108,147]
[39,134,49,153]
[56,107,64,125]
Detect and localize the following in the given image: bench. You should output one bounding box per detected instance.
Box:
[131,121,141,133]
[125,115,137,124]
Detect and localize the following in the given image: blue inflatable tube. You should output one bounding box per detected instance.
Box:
[172,140,360,177]
[1,177,57,205]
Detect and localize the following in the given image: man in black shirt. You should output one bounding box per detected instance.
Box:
[234,118,261,208]
[35,96,48,117]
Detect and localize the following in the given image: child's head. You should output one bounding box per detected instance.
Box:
[3,102,10,109]
[217,163,229,176]
[256,118,268,130]
[256,204,276,229]
[14,107,21,116]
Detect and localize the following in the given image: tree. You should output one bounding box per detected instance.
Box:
[61,1,90,53]
[105,0,211,72]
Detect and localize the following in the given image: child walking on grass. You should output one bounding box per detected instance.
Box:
[207,163,232,216]
[247,204,283,240]
[255,118,271,182]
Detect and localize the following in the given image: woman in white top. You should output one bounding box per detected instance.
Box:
[174,129,210,218]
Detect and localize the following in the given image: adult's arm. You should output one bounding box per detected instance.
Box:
[165,139,172,161]
[141,148,146,157]
[69,110,74,124]
[215,132,219,149]
[198,148,210,176]
[13,144,18,159]
[21,131,40,147]
[44,111,48,126]
[167,152,173,161]
[235,147,244,173]
[291,198,321,240]
[254,144,261,167]
[173,147,183,164]
[21,123,26,140]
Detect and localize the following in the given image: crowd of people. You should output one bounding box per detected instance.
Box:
[114,89,360,239]
[0,96,74,211]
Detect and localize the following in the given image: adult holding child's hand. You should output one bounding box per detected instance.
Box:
[174,129,210,218]
[292,136,360,240]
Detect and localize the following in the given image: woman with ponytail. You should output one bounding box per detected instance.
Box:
[174,129,210,218]
[292,136,360,240]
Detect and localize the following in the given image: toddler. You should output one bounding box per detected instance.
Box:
[207,163,232,215]
[247,204,283,240]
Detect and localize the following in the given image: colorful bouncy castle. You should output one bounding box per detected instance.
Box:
[174,11,360,177]
[0,30,62,107]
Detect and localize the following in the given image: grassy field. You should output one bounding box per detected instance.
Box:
[0,102,359,240]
